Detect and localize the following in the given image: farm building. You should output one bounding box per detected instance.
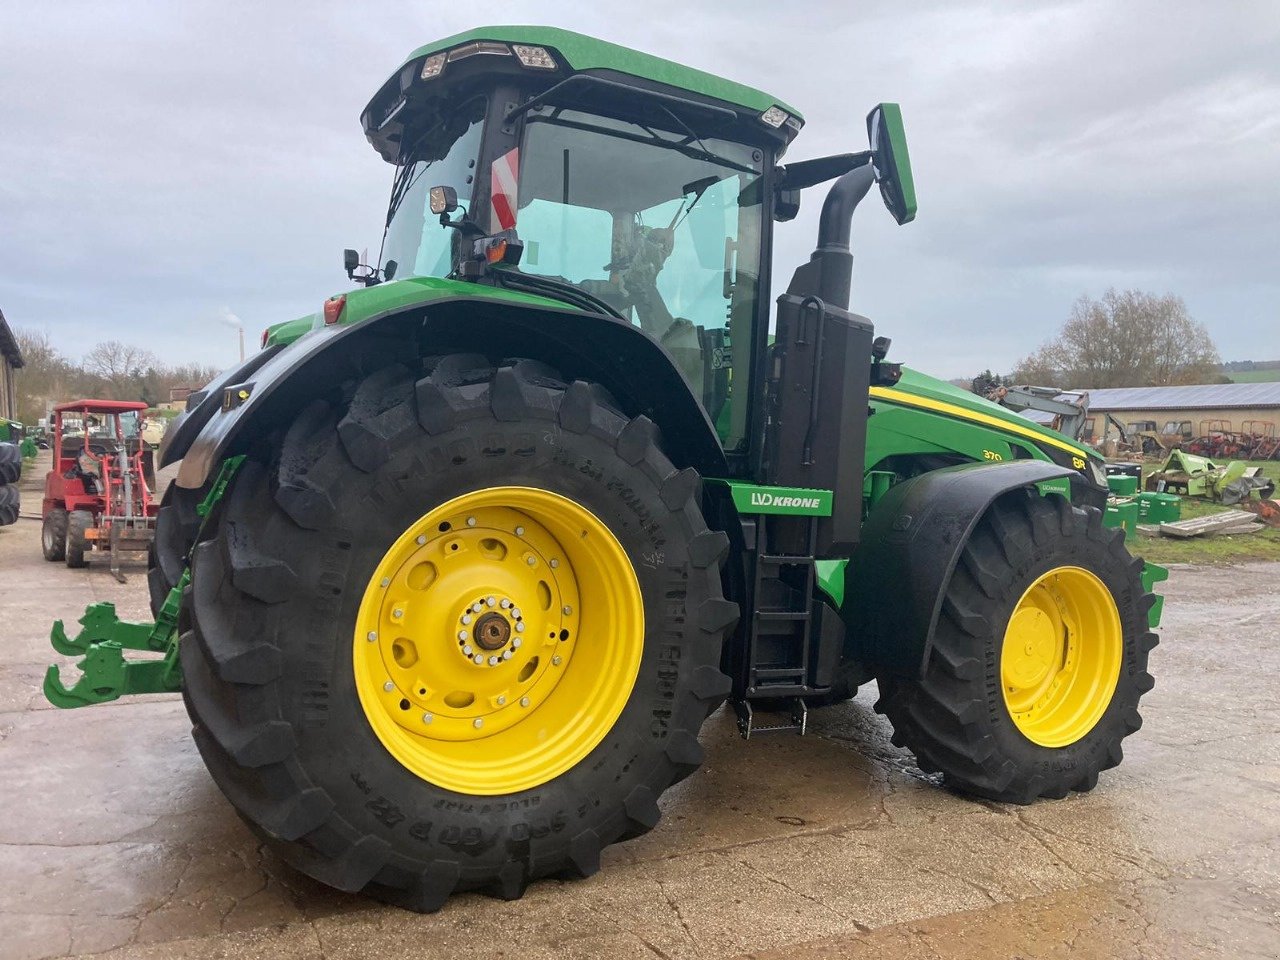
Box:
[0,308,24,422]
[1078,382,1280,446]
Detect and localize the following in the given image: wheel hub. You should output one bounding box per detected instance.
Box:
[352,486,645,795]
[1000,566,1123,748]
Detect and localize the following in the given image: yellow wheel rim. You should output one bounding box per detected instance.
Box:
[353,486,644,795]
[1000,565,1122,748]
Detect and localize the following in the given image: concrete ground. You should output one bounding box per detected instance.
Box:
[1,451,1277,959]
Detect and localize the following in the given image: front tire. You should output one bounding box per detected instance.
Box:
[42,508,68,560]
[66,510,92,568]
[182,356,736,909]
[876,489,1157,803]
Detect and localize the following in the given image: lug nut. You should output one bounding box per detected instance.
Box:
[383,681,395,692]
[458,630,469,641]
[500,598,511,609]
[520,696,530,707]
[526,556,536,566]
[502,650,513,660]
[393,608,403,619]
[563,604,573,616]
[381,577,391,587]
[461,614,472,625]
[552,655,562,666]
[416,535,426,545]
[515,622,526,633]
[422,713,433,724]
[515,525,525,536]
[463,645,474,656]
[473,654,484,665]
[497,695,506,705]
[467,516,477,527]
[512,638,522,649]
[473,601,483,613]
[488,655,499,666]
[486,595,496,607]
[473,718,484,729]
[550,558,559,569]
[366,631,378,642]
[511,607,522,619]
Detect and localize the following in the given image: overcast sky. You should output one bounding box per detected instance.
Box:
[2,1,1277,377]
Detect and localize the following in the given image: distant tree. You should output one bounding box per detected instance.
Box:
[1012,289,1219,388]
[970,369,1009,396]
[84,340,160,400]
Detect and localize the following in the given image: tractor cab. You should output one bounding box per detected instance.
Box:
[41,400,158,578]
[359,28,911,466]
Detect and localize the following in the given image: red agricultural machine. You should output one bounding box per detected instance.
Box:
[41,400,158,580]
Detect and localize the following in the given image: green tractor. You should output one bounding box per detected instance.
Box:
[45,27,1164,910]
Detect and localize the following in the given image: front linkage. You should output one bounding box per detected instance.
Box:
[43,456,245,708]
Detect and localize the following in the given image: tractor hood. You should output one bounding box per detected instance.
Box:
[873,367,1096,468]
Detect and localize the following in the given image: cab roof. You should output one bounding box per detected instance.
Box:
[54,400,149,414]
[396,26,801,121]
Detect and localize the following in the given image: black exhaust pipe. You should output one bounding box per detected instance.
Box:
[786,163,876,310]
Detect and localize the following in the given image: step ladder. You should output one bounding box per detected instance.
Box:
[731,515,819,737]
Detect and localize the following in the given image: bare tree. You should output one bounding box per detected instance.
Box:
[1012,289,1219,389]
[83,340,160,400]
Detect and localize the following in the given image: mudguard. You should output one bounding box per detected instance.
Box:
[166,295,726,489]
[844,459,1073,678]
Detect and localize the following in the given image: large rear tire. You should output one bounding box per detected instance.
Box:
[0,482,19,526]
[182,356,736,909]
[0,442,21,484]
[148,483,203,614]
[875,489,1157,803]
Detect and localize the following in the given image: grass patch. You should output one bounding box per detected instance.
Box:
[1121,460,1280,565]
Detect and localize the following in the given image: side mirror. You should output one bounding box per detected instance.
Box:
[866,103,917,225]
[384,259,398,282]
[343,248,360,279]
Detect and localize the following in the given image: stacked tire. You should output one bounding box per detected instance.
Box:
[0,442,20,527]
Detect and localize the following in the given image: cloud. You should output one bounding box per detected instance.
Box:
[1,0,1276,379]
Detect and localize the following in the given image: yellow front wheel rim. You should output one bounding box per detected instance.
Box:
[353,487,644,795]
[1000,565,1122,748]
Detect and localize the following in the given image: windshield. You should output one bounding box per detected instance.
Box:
[516,109,764,452]
[382,99,487,280]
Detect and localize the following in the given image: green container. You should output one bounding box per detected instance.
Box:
[1104,500,1139,539]
[1107,474,1139,496]
[1137,492,1181,524]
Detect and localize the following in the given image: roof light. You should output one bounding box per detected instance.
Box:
[512,44,557,70]
[760,106,789,129]
[420,52,446,80]
[446,41,511,62]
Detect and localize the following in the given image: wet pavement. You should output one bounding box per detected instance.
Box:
[1,455,1277,959]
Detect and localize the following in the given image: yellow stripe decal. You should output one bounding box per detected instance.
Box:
[869,386,1088,461]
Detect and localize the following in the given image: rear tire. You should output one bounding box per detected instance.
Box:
[66,510,92,568]
[42,508,68,559]
[0,482,19,526]
[148,483,203,614]
[0,442,20,484]
[181,356,736,910]
[875,489,1156,803]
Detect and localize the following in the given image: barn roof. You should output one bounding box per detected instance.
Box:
[1084,382,1280,411]
[0,309,23,368]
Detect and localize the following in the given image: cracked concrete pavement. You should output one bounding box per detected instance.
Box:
[1,452,1277,959]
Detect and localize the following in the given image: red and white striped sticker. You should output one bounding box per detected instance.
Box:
[490,147,519,233]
